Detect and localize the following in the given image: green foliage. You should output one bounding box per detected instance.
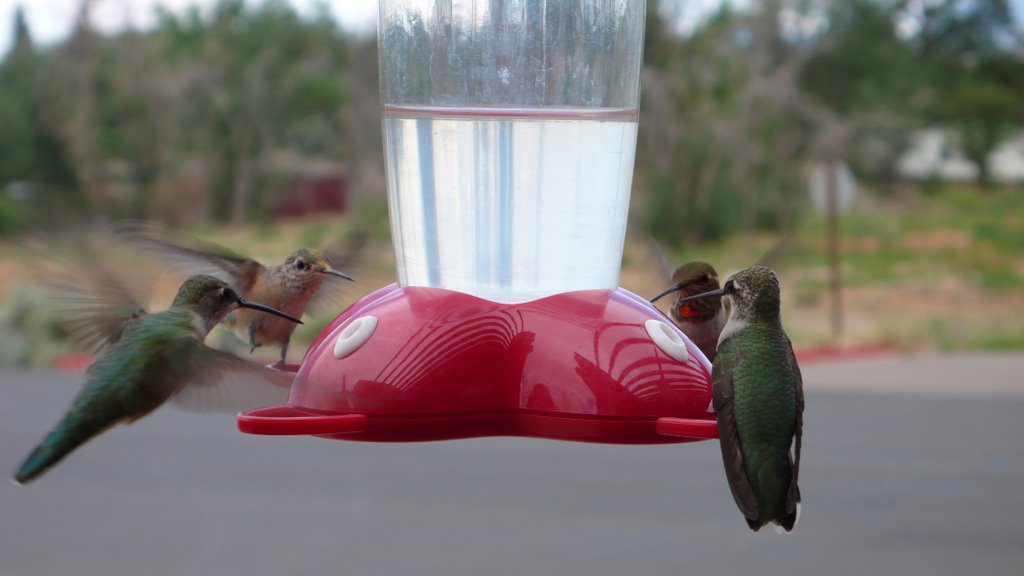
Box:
[153,0,351,222]
[916,0,1024,187]
[0,191,29,237]
[0,285,72,367]
[0,0,360,227]
[801,1,921,116]
[0,0,1019,236]
[640,4,811,247]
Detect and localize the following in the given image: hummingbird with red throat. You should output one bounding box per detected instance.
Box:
[650,261,728,362]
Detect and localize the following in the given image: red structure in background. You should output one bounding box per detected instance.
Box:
[267,154,348,217]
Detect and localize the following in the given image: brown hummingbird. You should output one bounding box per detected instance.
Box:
[117,223,361,365]
[650,261,729,362]
[13,274,302,484]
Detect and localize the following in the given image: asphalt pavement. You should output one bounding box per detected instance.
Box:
[2,352,1023,576]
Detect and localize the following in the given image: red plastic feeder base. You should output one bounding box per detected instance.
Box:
[238,285,719,444]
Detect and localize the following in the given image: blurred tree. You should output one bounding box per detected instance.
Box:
[1,0,1019,236]
[0,6,38,187]
[157,0,350,223]
[915,0,1024,186]
[799,0,924,185]
[639,0,815,246]
[338,35,385,224]
[0,5,83,233]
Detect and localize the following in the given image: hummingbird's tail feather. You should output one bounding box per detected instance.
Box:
[12,411,119,485]
[776,501,799,533]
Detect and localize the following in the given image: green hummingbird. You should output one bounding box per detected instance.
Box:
[118,224,361,365]
[676,265,804,532]
[12,274,303,485]
[650,261,729,362]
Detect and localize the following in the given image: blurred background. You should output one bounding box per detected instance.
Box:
[0,0,1022,363]
[0,2,1023,574]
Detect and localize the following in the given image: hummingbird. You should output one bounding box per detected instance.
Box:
[650,261,728,362]
[12,274,303,485]
[676,265,803,532]
[117,223,360,365]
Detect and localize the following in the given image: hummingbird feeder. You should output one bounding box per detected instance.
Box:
[238,0,718,444]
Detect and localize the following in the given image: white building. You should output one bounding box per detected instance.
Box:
[897,129,1024,184]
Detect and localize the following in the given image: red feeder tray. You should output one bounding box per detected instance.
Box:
[238,285,718,444]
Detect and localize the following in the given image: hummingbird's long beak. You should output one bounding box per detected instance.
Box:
[238,299,304,324]
[322,268,355,282]
[675,287,726,304]
[650,283,684,304]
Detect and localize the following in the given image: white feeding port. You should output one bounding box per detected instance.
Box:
[644,319,689,364]
[333,316,379,360]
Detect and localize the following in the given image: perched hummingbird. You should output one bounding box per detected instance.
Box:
[650,261,729,362]
[118,224,360,364]
[676,265,804,532]
[12,275,302,485]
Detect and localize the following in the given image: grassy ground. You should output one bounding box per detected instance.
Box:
[636,184,1024,351]
[0,183,1021,366]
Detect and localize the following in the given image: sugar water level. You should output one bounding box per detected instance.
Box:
[383,106,639,303]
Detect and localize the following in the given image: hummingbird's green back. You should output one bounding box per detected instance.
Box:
[13,309,201,484]
[713,318,802,531]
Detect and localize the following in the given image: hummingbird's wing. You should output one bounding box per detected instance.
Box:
[712,343,760,523]
[44,257,150,355]
[115,221,264,291]
[754,230,794,269]
[646,234,674,284]
[786,336,804,512]
[306,228,368,317]
[171,345,293,414]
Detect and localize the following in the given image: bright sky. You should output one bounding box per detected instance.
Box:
[0,0,378,56]
[0,0,726,57]
[1,0,1022,58]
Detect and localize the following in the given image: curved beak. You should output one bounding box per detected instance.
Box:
[238,299,303,324]
[650,283,684,304]
[675,287,726,304]
[322,268,354,282]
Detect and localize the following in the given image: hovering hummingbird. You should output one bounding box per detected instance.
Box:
[676,265,803,532]
[12,274,302,485]
[118,224,361,365]
[650,261,728,362]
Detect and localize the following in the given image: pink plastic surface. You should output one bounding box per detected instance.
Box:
[239,285,718,443]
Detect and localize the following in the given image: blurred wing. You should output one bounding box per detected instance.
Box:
[713,345,760,522]
[307,228,368,317]
[172,346,293,414]
[321,228,369,271]
[305,275,354,318]
[45,258,149,355]
[754,230,793,269]
[115,221,263,291]
[646,234,674,284]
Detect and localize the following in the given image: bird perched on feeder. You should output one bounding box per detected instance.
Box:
[650,261,728,362]
[12,274,302,485]
[117,223,362,365]
[675,265,803,532]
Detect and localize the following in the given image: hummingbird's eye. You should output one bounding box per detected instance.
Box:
[724,280,735,293]
[702,274,711,283]
[295,260,307,270]
[219,287,232,300]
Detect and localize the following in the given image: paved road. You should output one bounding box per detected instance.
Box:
[2,353,1023,576]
